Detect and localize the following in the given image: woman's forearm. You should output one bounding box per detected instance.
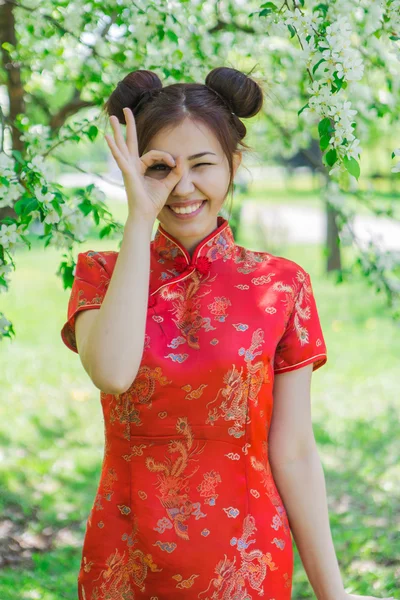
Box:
[270,446,346,600]
[83,216,154,394]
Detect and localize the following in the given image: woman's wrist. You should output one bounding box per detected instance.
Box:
[125,213,155,234]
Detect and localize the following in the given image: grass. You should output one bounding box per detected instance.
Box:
[0,191,399,599]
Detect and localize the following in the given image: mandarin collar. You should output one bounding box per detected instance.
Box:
[152,215,236,276]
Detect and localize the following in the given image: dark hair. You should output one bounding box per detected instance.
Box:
[101,66,265,215]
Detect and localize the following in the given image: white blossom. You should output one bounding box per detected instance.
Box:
[0,153,16,178]
[0,223,22,249]
[44,208,61,225]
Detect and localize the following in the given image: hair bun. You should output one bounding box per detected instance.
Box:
[205,66,264,119]
[105,70,163,123]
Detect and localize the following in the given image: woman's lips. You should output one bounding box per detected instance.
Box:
[167,200,207,219]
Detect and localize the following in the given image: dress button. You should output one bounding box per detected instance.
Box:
[173,255,211,275]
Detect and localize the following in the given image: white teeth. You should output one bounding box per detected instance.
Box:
[170,202,203,214]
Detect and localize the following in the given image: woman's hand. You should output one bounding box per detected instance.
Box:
[104,107,184,222]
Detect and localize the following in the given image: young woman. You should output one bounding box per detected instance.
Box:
[61,67,393,600]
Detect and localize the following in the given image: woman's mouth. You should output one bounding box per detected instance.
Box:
[167,200,207,219]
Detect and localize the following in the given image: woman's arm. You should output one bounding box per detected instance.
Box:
[269,364,346,600]
[78,216,154,394]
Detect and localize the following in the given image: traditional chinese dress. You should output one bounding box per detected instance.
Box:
[61,215,328,600]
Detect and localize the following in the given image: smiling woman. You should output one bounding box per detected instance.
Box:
[60,66,331,600]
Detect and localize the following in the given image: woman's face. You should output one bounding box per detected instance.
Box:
[144,117,241,254]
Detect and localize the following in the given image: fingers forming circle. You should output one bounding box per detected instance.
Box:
[109,115,130,161]
[140,150,176,170]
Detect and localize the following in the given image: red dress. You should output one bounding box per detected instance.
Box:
[61,215,327,600]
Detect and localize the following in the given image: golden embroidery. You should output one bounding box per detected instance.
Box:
[145,417,206,540]
[102,467,117,502]
[90,520,162,599]
[163,271,213,350]
[175,573,200,589]
[205,329,267,438]
[207,296,231,322]
[197,470,222,505]
[198,514,277,599]
[250,440,290,536]
[110,366,172,438]
[181,382,208,400]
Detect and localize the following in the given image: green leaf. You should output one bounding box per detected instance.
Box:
[157,25,165,41]
[325,148,337,167]
[113,51,127,62]
[172,49,184,60]
[332,71,345,91]
[318,117,332,137]
[11,150,25,165]
[52,201,63,217]
[166,30,179,43]
[99,224,112,239]
[11,198,25,215]
[343,155,360,180]
[14,197,39,217]
[313,3,329,17]
[24,198,39,216]
[0,217,18,226]
[312,58,325,75]
[44,234,53,248]
[1,42,15,53]
[260,2,278,8]
[19,234,32,249]
[319,134,330,152]
[260,8,274,16]
[87,125,98,142]
[287,24,296,38]
[77,200,92,216]
[298,102,309,116]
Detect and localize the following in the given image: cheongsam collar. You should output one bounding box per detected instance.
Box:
[152,215,236,276]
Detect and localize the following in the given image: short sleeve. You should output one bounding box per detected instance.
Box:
[274,270,328,374]
[60,250,112,354]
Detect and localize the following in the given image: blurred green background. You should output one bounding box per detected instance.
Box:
[0,169,399,598]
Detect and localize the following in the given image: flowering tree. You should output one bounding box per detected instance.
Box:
[1,0,400,342]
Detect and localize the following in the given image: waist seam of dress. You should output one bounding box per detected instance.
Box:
[244,382,250,523]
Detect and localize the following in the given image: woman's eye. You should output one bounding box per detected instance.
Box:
[149,162,213,170]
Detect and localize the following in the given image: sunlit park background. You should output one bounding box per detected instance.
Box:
[1,1,400,599]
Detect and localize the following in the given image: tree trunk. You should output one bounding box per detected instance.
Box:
[0,0,24,223]
[325,201,342,271]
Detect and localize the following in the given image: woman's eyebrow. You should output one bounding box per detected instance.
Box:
[187,152,217,160]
